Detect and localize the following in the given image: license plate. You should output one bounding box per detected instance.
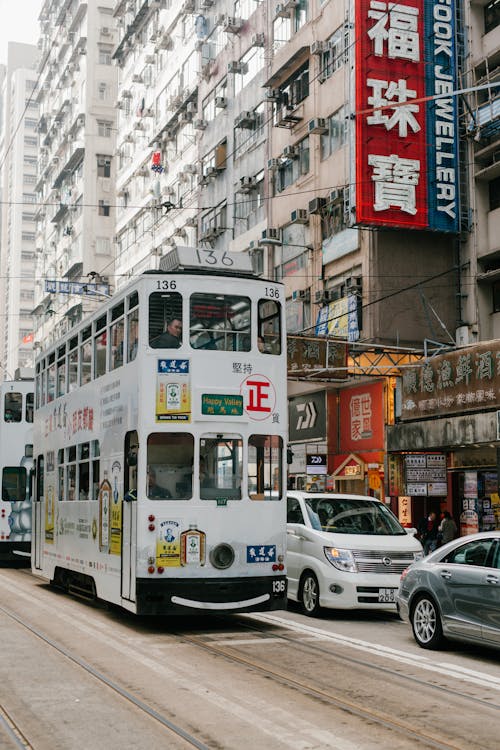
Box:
[378,588,396,603]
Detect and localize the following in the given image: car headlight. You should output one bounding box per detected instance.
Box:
[323,547,357,573]
[413,551,424,562]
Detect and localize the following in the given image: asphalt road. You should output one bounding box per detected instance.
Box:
[0,568,499,749]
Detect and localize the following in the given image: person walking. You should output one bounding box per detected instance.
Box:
[439,510,457,546]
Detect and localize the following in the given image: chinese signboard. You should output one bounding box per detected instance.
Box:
[315,295,359,342]
[287,335,347,379]
[45,279,110,297]
[355,0,459,232]
[405,453,447,496]
[401,342,500,420]
[339,382,384,452]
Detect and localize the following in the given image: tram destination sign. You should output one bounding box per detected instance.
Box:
[202,393,244,416]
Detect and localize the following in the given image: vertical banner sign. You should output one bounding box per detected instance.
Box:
[355,0,459,232]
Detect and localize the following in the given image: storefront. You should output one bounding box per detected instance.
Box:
[387,341,500,535]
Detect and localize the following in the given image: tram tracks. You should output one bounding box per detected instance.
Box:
[0,603,210,750]
[0,703,33,750]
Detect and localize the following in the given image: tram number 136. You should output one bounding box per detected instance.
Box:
[272,580,286,594]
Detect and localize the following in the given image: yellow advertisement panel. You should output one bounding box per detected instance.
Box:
[45,486,55,544]
[156,359,191,423]
[156,519,181,567]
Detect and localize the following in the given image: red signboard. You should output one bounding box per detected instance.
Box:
[339,381,385,452]
[355,0,428,229]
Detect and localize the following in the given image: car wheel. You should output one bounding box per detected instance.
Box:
[300,572,321,616]
[411,594,444,649]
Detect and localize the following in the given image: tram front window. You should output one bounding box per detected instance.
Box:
[2,467,26,502]
[149,292,183,348]
[190,294,250,351]
[200,436,243,500]
[147,433,194,499]
[4,392,22,423]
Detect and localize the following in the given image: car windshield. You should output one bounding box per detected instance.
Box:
[304,496,407,535]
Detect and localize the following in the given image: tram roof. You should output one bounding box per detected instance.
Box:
[155,246,257,278]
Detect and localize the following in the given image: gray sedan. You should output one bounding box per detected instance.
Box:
[397,531,500,650]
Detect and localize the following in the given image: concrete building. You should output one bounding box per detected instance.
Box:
[32,0,118,347]
[0,43,39,378]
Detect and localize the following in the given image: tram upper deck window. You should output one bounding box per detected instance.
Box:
[110,302,125,371]
[57,344,66,398]
[4,392,22,423]
[94,314,107,378]
[68,336,78,391]
[149,292,183,348]
[200,436,243,500]
[127,292,139,362]
[248,435,283,500]
[146,433,194,499]
[47,353,56,402]
[258,299,281,354]
[80,327,92,385]
[190,294,251,351]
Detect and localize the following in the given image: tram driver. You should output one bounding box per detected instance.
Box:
[147,467,172,499]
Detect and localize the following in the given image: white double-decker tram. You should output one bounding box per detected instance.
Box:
[32,248,288,614]
[0,374,34,563]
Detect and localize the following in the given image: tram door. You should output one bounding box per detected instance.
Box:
[121,433,137,601]
[33,455,44,570]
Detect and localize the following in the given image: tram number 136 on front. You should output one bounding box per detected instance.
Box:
[31,247,288,616]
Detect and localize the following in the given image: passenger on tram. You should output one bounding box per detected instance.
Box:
[147,467,172,498]
[151,318,182,348]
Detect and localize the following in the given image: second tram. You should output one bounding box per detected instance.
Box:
[32,248,288,614]
[0,373,34,563]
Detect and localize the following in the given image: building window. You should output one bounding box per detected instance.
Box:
[98,200,110,216]
[234,47,264,95]
[24,118,37,129]
[489,176,500,211]
[97,156,111,177]
[98,47,112,65]
[485,0,500,33]
[321,26,347,80]
[294,0,308,32]
[321,107,347,160]
[97,121,112,137]
[321,189,348,239]
[24,136,37,147]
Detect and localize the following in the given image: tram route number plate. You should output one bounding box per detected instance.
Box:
[378,588,396,603]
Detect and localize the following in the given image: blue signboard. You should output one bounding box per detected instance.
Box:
[425,0,460,233]
[247,545,276,563]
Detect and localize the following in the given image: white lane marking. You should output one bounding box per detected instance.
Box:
[244,612,500,694]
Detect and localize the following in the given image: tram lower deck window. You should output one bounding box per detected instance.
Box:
[147,433,194,499]
[200,436,243,500]
[248,435,283,500]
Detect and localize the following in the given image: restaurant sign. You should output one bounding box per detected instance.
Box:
[401,342,500,420]
[287,335,347,380]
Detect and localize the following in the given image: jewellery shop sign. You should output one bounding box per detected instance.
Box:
[401,341,500,420]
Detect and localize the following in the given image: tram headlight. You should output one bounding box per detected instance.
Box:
[209,543,235,570]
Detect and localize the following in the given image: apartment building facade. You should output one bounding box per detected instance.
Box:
[0,43,39,378]
[32,0,118,348]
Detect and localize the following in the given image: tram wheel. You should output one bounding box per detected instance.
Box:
[300,571,321,616]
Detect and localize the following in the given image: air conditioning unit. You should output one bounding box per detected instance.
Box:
[222,16,243,33]
[310,41,327,55]
[315,289,335,304]
[252,33,265,47]
[318,70,328,84]
[202,227,219,240]
[143,107,154,117]
[266,88,280,101]
[345,276,362,291]
[275,4,291,18]
[261,227,279,241]
[186,101,197,114]
[77,116,85,126]
[292,289,310,302]
[204,165,218,178]
[330,189,342,204]
[178,111,192,124]
[194,119,208,130]
[182,0,195,12]
[290,208,308,224]
[227,61,244,74]
[200,0,214,6]
[308,197,327,214]
[267,158,280,170]
[124,134,135,143]
[121,89,132,98]
[239,176,256,192]
[158,33,173,49]
[184,216,198,227]
[215,96,227,109]
[132,74,143,83]
[183,163,197,174]
[283,145,298,158]
[308,118,328,134]
[145,54,156,64]
[101,27,111,36]
[235,110,256,128]
[162,130,175,142]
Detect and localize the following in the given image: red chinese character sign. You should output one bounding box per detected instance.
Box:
[339,382,384,452]
[355,0,459,232]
